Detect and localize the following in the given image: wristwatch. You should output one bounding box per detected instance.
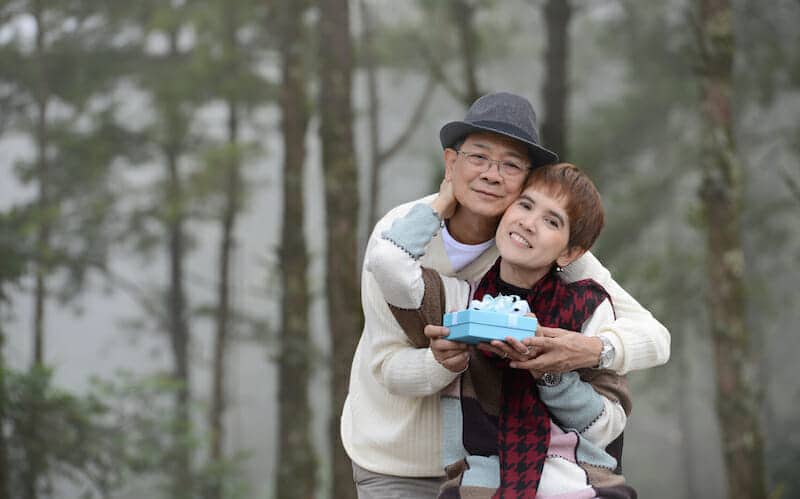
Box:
[538,372,562,387]
[597,335,616,370]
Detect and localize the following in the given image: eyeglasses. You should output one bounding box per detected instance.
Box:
[455,149,530,178]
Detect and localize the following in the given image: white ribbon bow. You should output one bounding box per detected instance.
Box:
[469,294,530,316]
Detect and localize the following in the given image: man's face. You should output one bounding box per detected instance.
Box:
[444,132,529,219]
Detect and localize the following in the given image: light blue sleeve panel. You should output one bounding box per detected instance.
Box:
[380,203,440,260]
[441,395,468,467]
[462,455,501,488]
[538,371,605,433]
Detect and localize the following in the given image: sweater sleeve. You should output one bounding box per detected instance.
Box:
[366,203,442,309]
[538,299,627,449]
[560,251,670,374]
[362,203,470,397]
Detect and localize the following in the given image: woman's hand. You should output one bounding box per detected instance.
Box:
[477,336,532,362]
[508,326,604,373]
[430,177,457,220]
[424,324,470,373]
[477,336,547,379]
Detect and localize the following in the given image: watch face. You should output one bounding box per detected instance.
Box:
[599,336,615,369]
[543,372,561,386]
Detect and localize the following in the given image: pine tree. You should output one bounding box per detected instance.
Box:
[318,0,360,496]
[696,0,766,497]
[188,1,273,496]
[540,0,572,158]
[276,0,317,498]
[0,2,135,496]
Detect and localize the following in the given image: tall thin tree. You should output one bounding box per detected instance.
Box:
[450,0,481,105]
[0,212,28,498]
[318,0,360,496]
[276,0,316,497]
[696,0,767,497]
[31,0,49,369]
[0,332,7,499]
[163,28,193,497]
[25,4,49,498]
[540,0,572,158]
[126,7,200,493]
[358,0,437,230]
[0,3,130,495]
[207,3,243,498]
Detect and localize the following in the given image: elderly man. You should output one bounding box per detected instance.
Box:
[341,92,670,499]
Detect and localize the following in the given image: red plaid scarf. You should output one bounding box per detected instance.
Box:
[472,258,610,498]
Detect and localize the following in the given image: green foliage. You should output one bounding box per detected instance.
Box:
[0,366,250,499]
[572,1,697,176]
[2,365,124,497]
[0,0,142,310]
[736,0,800,105]
[189,142,249,219]
[189,0,277,107]
[357,0,511,80]
[0,207,33,302]
[0,1,796,497]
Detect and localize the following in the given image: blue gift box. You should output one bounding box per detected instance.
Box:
[443,309,538,344]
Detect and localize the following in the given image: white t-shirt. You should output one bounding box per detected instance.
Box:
[441,222,494,272]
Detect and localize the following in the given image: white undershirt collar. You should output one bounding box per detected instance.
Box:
[441,222,494,272]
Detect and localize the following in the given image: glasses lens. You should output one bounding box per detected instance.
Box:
[500,162,526,177]
[460,151,528,177]
[466,154,487,168]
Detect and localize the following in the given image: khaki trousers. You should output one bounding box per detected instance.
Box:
[352,461,445,499]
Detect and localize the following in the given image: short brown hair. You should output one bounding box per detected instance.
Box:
[524,163,605,251]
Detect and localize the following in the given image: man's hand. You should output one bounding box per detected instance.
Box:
[508,326,603,373]
[477,336,546,379]
[424,324,470,373]
[477,336,531,362]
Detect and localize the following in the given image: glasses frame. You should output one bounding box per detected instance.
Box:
[454,149,530,179]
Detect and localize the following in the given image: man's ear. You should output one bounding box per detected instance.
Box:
[444,148,458,180]
[556,246,586,268]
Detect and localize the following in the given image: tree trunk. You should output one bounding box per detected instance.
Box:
[276,1,316,499]
[359,0,436,232]
[541,0,571,159]
[319,0,361,497]
[207,5,243,498]
[360,0,382,234]
[163,30,192,498]
[697,1,766,497]
[166,144,192,498]
[451,0,481,105]
[25,4,48,498]
[31,0,49,370]
[0,332,9,499]
[677,322,700,498]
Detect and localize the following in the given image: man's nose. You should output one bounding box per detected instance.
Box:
[479,162,503,182]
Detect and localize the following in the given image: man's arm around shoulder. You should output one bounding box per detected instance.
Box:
[561,251,670,374]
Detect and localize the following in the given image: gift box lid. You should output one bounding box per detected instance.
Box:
[443,312,537,344]
[442,294,537,344]
[443,309,537,331]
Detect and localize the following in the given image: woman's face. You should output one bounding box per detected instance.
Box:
[495,184,581,283]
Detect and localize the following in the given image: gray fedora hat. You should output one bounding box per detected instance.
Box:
[439,92,558,168]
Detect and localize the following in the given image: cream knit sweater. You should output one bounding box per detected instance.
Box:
[340,194,670,477]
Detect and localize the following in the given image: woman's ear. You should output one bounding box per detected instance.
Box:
[556,246,586,268]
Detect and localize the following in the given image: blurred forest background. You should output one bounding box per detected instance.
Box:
[0,0,798,498]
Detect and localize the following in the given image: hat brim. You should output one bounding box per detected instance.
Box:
[439,121,558,168]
